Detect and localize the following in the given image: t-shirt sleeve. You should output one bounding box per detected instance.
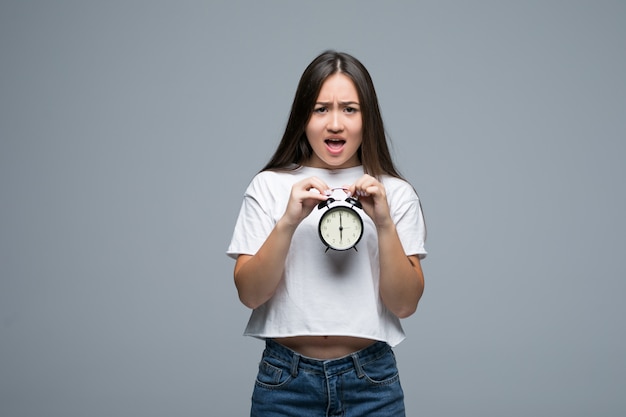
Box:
[226,175,276,259]
[392,184,428,259]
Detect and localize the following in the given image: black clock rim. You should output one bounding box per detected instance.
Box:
[318,205,364,251]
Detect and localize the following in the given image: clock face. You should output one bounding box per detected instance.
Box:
[318,206,363,251]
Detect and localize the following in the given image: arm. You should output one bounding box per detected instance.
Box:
[377,227,424,318]
[234,176,330,309]
[349,175,425,318]
[234,218,296,309]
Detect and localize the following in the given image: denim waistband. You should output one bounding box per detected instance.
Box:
[263,338,392,378]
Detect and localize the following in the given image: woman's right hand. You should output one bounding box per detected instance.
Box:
[281,176,330,228]
[235,176,330,309]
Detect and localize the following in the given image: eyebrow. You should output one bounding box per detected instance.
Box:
[315,101,360,106]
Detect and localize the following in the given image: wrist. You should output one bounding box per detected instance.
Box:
[277,216,300,234]
[374,215,395,231]
[376,220,397,236]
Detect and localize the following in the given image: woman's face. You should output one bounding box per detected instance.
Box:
[304,73,363,169]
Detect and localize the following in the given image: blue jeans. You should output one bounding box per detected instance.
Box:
[251,339,406,417]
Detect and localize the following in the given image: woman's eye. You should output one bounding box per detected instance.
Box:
[344,107,357,114]
[314,107,327,113]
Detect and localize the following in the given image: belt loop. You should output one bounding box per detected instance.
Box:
[290,352,300,377]
[351,353,365,378]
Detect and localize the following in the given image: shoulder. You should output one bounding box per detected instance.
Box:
[380,175,419,201]
[245,168,301,196]
[249,169,293,186]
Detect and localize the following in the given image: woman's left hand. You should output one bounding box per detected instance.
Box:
[347,175,392,229]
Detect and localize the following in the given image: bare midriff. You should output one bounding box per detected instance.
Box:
[273,336,376,360]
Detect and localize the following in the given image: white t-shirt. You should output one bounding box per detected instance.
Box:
[226,165,427,347]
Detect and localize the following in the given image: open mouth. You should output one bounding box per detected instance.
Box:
[325,139,346,152]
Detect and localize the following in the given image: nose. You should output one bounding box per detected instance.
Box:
[327,110,343,132]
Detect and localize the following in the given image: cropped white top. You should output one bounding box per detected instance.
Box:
[226,165,427,347]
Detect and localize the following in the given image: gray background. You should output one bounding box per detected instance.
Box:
[1,1,624,416]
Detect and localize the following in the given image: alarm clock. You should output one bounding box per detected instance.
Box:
[317,189,364,252]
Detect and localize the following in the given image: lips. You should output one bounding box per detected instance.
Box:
[325,138,346,154]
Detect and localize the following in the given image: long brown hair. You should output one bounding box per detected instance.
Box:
[262,51,403,180]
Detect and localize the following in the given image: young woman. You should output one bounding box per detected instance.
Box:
[227,50,427,417]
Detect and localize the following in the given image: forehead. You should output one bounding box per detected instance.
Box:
[316,73,359,100]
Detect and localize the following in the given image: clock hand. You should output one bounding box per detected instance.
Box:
[339,212,343,242]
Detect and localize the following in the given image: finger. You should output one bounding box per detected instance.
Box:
[354,177,381,198]
[308,176,331,195]
[295,177,327,195]
[348,175,369,197]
